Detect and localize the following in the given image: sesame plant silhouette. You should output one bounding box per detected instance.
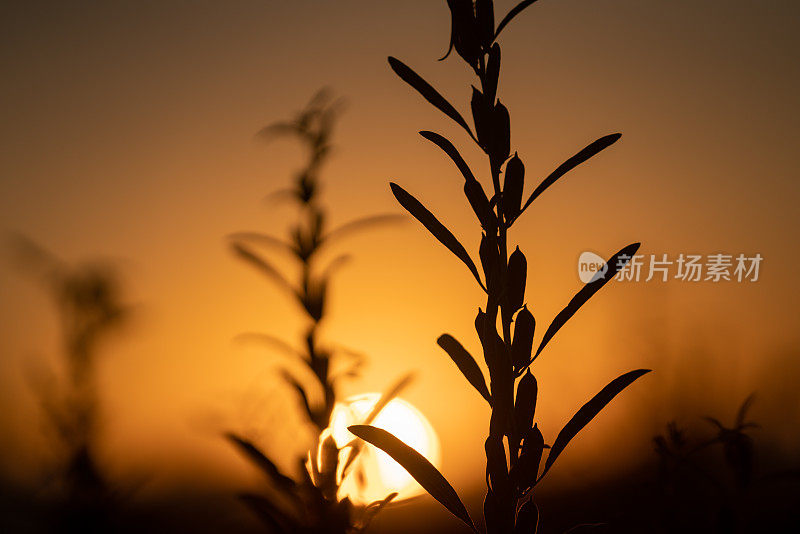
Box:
[347,2,650,533]
[651,394,793,532]
[225,90,409,533]
[9,237,128,532]
[655,395,759,493]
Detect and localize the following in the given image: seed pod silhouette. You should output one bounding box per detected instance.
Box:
[317,435,340,501]
[511,307,535,372]
[503,154,524,222]
[475,0,495,50]
[514,371,538,448]
[503,246,527,327]
[514,424,545,493]
[445,0,481,67]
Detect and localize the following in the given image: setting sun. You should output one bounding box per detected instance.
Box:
[326,394,441,505]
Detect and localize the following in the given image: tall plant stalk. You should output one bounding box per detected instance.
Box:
[350,2,649,533]
[226,90,407,533]
[10,237,127,531]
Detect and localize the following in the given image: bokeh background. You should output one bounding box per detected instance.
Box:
[1,0,798,531]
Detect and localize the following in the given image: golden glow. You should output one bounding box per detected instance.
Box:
[327,394,441,505]
[0,0,797,505]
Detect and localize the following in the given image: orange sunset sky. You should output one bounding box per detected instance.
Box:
[1,0,799,525]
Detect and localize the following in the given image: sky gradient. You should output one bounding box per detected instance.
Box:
[1,0,799,528]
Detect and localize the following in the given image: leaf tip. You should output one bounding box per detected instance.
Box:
[348,424,368,436]
[626,242,642,255]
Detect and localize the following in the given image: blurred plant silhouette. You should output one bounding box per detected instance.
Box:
[348,2,649,533]
[9,236,128,532]
[226,89,408,533]
[652,394,772,531]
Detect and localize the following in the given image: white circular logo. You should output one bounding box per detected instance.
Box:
[578,251,608,283]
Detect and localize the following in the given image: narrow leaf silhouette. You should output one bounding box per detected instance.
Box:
[495,0,542,39]
[365,373,416,426]
[281,371,315,423]
[419,131,477,183]
[343,373,416,474]
[233,332,306,361]
[322,214,405,247]
[533,242,640,361]
[255,120,297,141]
[704,416,725,430]
[437,334,491,404]
[348,425,477,532]
[230,242,297,297]
[518,134,621,218]
[367,492,398,511]
[388,57,476,141]
[418,131,494,228]
[320,254,351,282]
[465,180,495,230]
[539,369,651,479]
[736,393,756,428]
[225,434,296,492]
[361,493,398,529]
[391,182,486,290]
[262,187,298,205]
[227,232,298,258]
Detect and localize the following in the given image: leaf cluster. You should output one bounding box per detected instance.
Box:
[654,394,760,492]
[8,236,128,528]
[350,3,650,532]
[227,91,407,532]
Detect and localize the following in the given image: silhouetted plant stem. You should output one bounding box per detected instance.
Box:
[227,90,407,533]
[350,2,650,533]
[9,237,127,532]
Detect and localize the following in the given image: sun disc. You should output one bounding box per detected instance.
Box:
[326,393,440,505]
